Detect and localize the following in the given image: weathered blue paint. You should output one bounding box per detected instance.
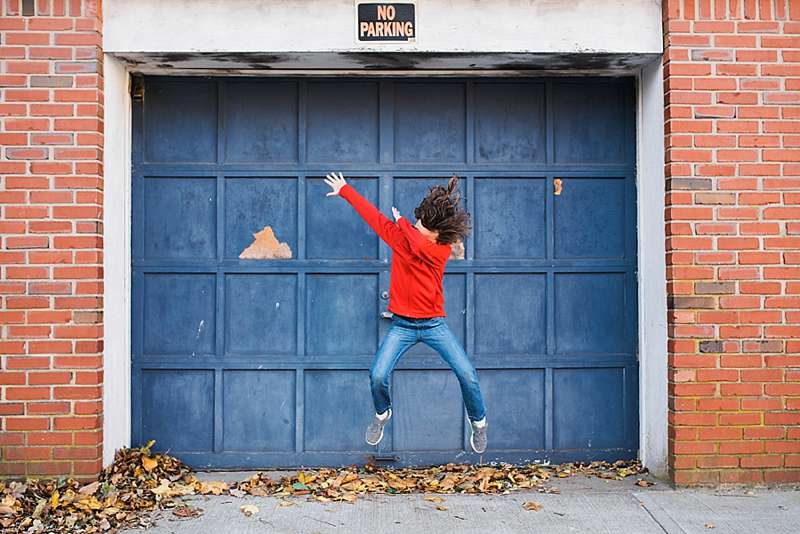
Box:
[131,77,638,468]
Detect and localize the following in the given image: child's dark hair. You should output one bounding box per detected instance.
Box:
[413,175,471,245]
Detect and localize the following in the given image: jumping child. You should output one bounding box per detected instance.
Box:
[324,172,488,453]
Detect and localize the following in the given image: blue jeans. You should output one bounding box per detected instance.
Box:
[370,315,487,422]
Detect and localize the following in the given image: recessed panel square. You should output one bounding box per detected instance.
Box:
[143,273,216,355]
[395,83,466,162]
[223,370,295,451]
[553,368,625,449]
[225,177,297,260]
[144,81,217,163]
[475,274,546,355]
[306,177,379,259]
[554,178,626,259]
[474,178,546,259]
[306,82,379,163]
[475,83,546,163]
[304,370,373,451]
[141,370,214,452]
[143,177,216,260]
[224,81,298,162]
[393,370,463,451]
[553,82,628,164]
[478,370,545,450]
[226,274,297,355]
[306,274,378,356]
[555,273,627,354]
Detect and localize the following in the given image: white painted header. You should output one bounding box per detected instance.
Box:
[104,0,662,55]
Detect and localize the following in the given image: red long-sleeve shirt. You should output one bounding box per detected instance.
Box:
[339,183,452,318]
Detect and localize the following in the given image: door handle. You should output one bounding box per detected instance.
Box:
[380,311,394,319]
[554,178,563,196]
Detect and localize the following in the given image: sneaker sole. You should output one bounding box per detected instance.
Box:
[366,410,391,446]
[470,431,486,454]
[366,427,384,446]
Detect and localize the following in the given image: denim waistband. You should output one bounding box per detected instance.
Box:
[393,314,442,329]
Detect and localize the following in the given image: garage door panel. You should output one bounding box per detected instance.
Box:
[475,274,546,355]
[478,370,545,450]
[474,178,546,259]
[307,81,379,163]
[553,368,626,449]
[555,273,627,354]
[395,82,466,163]
[304,370,373,452]
[223,81,298,163]
[553,81,628,164]
[406,274,466,357]
[133,77,638,467]
[226,274,297,355]
[145,81,217,163]
[143,273,216,355]
[306,274,379,356]
[306,177,379,259]
[142,370,215,452]
[392,370,464,451]
[225,177,297,260]
[223,370,296,451]
[554,178,626,259]
[475,82,546,163]
[144,177,217,260]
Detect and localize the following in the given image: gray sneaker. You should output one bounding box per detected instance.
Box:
[470,420,487,453]
[365,409,392,446]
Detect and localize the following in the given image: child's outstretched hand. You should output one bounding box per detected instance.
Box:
[324,172,347,197]
[391,206,402,221]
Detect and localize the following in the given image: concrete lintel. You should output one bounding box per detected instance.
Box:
[114,51,662,75]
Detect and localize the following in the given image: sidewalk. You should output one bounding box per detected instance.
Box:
[120,472,799,534]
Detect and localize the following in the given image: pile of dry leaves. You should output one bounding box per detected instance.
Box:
[1,440,647,533]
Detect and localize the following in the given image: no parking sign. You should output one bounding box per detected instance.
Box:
[356,2,417,42]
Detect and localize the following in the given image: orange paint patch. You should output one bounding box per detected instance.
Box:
[239,226,292,260]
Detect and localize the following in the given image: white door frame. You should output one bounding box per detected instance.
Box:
[103,56,668,477]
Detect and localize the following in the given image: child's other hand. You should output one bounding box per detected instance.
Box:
[391,206,402,221]
[324,172,347,197]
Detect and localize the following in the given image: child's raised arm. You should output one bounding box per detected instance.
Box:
[324,172,404,250]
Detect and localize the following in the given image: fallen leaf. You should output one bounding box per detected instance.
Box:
[142,456,158,472]
[78,481,100,495]
[635,479,655,487]
[240,504,259,517]
[173,505,202,519]
[435,505,448,511]
[705,523,715,529]
[424,496,445,503]
[199,481,229,495]
[277,500,295,508]
[522,501,543,512]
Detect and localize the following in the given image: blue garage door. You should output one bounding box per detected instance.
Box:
[131,77,638,468]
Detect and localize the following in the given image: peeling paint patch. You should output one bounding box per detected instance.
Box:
[239,226,292,259]
[450,240,465,260]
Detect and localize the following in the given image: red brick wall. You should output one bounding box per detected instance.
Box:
[664,0,800,485]
[0,0,104,477]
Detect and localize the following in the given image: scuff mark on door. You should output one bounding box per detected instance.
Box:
[239,226,293,259]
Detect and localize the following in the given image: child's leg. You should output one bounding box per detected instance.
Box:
[370,322,417,415]
[422,319,486,422]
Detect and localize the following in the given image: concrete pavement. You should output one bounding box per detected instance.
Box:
[120,472,800,534]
